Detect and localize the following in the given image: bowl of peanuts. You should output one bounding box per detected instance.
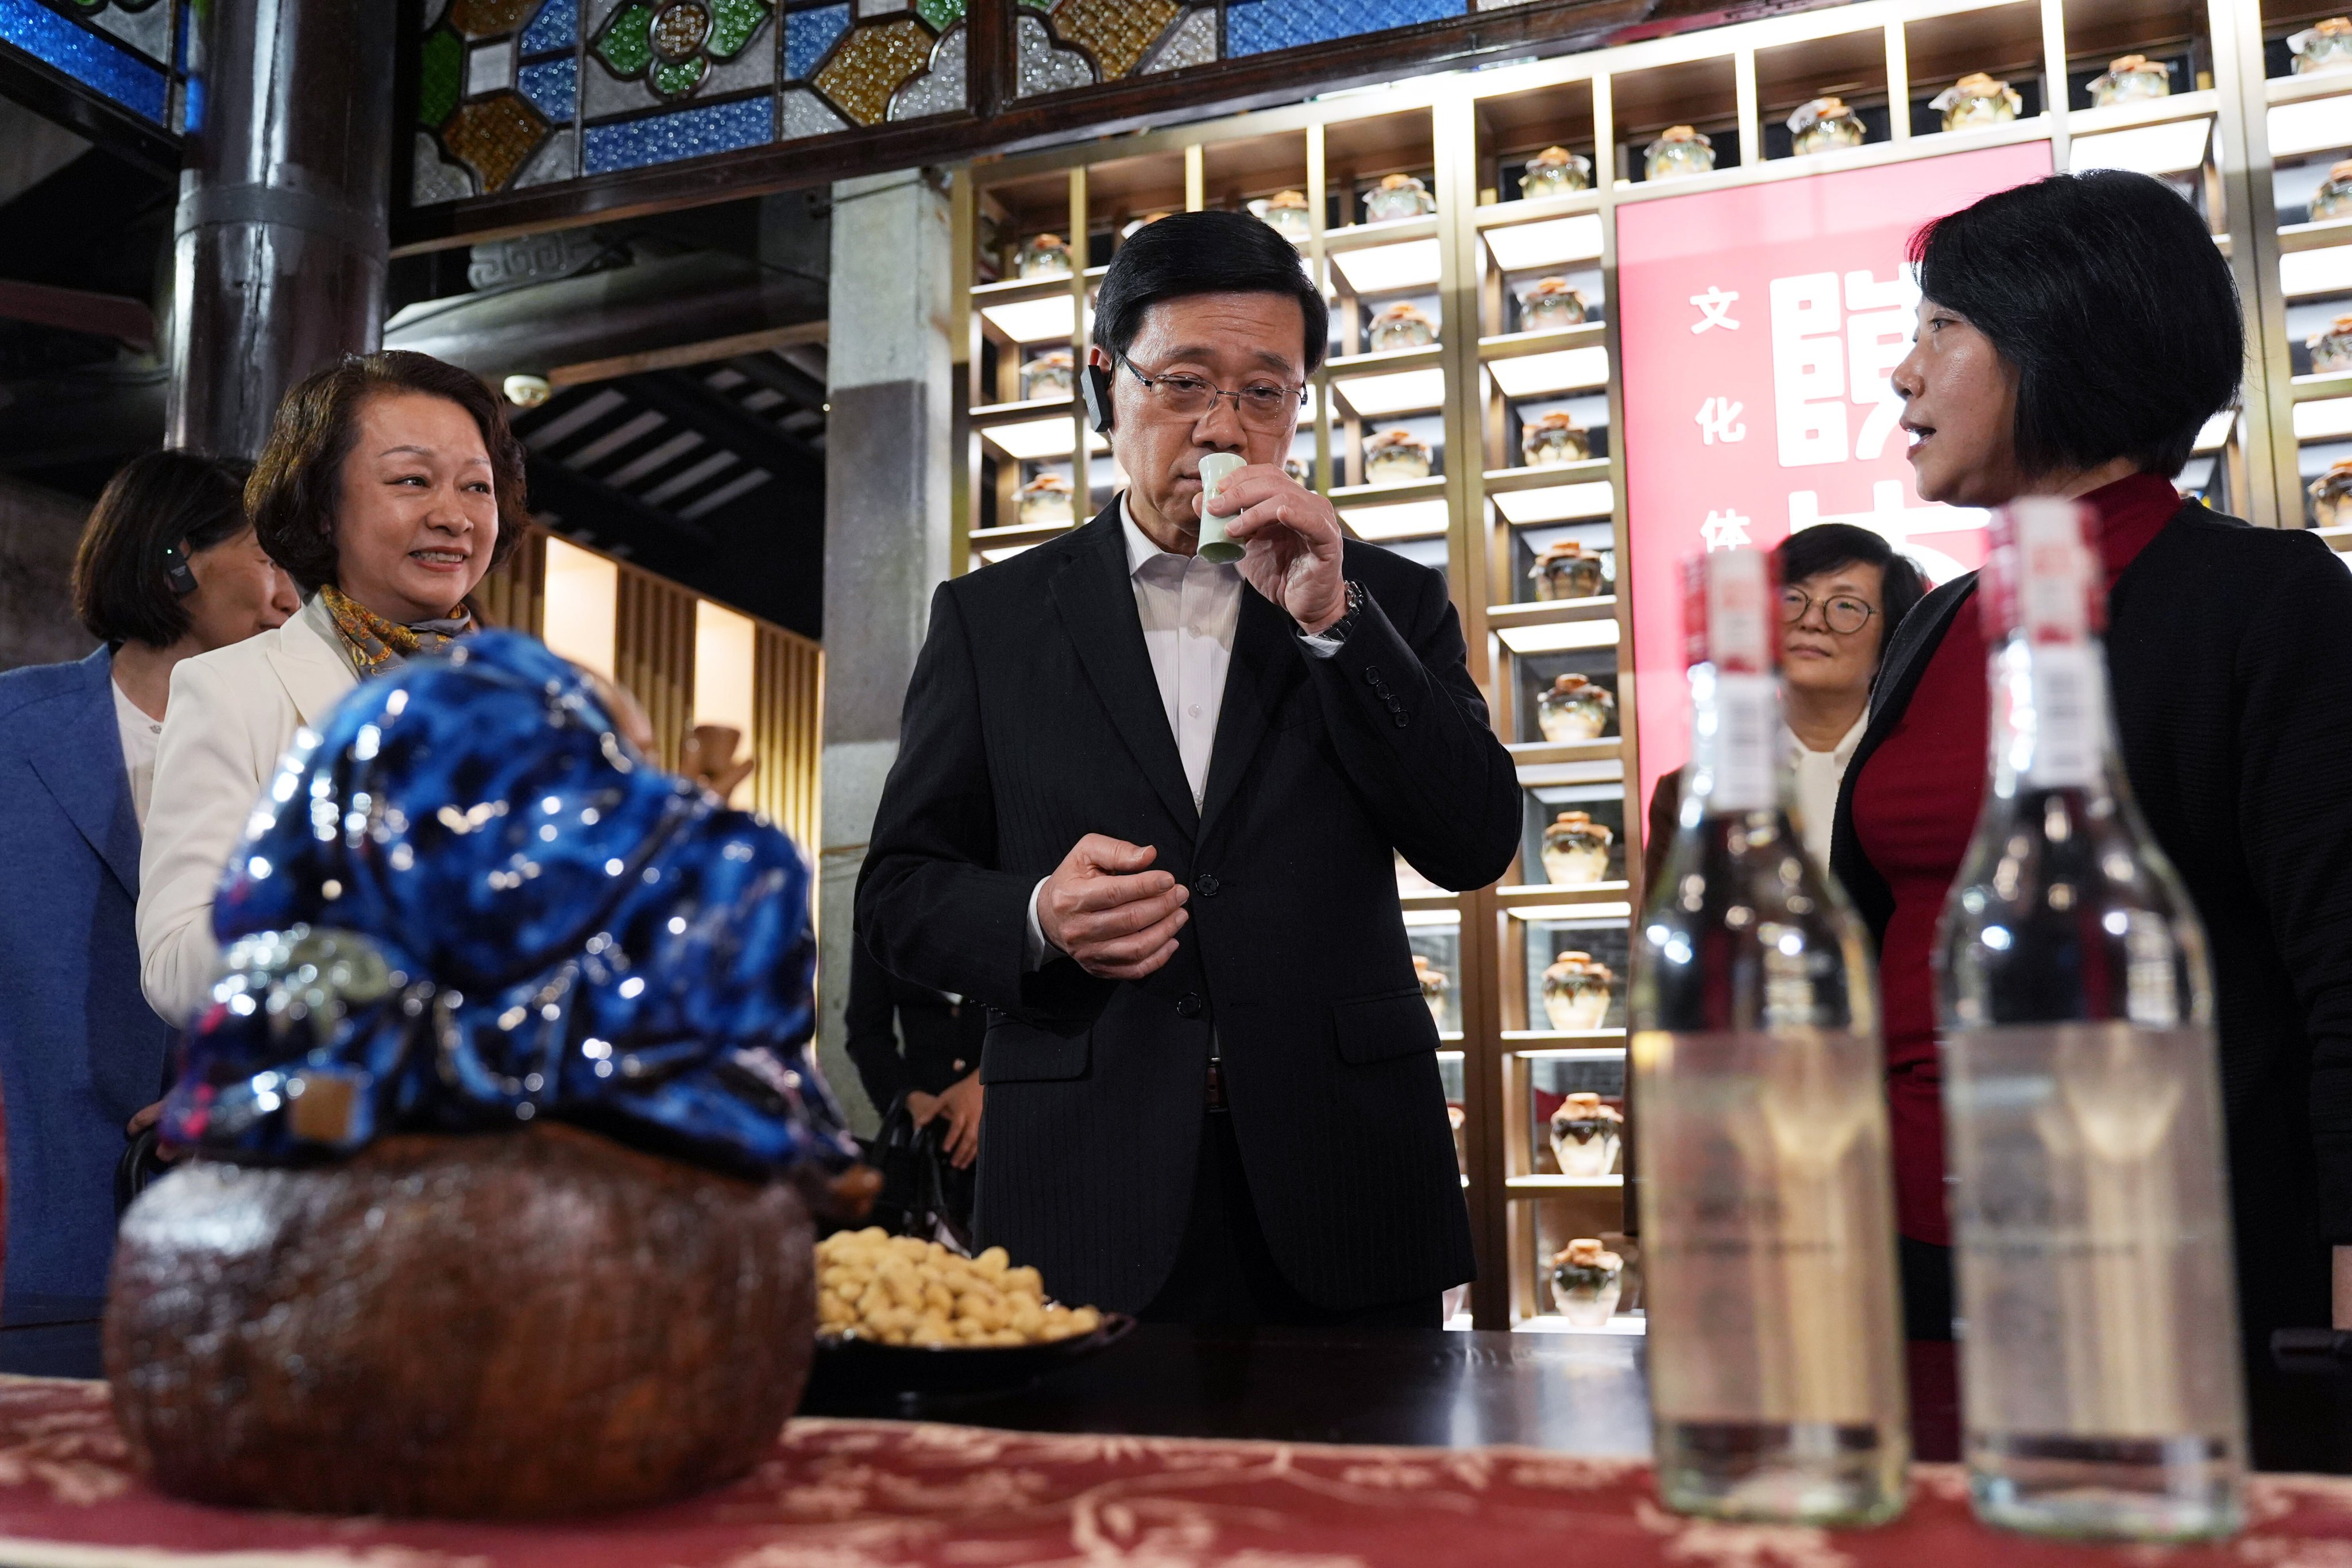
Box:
[808,1229,1133,1396]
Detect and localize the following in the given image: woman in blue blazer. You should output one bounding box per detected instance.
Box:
[0,451,295,1300]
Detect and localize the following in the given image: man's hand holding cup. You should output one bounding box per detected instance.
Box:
[1198,458,1349,635]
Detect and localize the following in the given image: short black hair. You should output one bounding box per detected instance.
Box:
[1773,522,1927,659]
[1908,171,2241,479]
[1094,210,1328,374]
[71,449,253,648]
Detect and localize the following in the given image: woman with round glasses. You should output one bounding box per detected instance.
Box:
[1643,522,1924,889]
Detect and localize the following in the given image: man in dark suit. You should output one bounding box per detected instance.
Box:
[856,210,1519,1325]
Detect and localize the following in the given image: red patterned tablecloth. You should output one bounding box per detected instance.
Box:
[5,1374,2351,1567]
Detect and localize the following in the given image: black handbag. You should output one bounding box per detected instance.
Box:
[860,1093,974,1253]
[114,1126,169,1216]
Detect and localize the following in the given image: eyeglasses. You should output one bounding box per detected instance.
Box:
[1779,588,1879,636]
[1119,357,1307,433]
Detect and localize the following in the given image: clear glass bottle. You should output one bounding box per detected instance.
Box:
[1934,497,2245,1543]
[1633,547,1909,1527]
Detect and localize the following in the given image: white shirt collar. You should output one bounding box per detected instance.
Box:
[1120,493,1233,581]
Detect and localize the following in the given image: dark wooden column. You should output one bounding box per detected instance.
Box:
[166,0,395,458]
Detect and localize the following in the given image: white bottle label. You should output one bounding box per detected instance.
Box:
[2025,643,2099,789]
[1713,672,1779,812]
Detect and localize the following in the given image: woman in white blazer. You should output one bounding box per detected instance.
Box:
[138,352,527,1027]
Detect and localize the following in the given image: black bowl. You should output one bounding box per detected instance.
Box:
[802,1313,1136,1400]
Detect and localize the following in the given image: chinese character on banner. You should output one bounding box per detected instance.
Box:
[1694,397,1746,445]
[1615,144,2052,817]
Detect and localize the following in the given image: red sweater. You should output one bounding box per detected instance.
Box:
[1849,472,2181,1246]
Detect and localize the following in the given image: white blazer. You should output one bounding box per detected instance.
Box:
[137,594,358,1027]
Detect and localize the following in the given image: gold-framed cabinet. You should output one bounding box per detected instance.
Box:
[948,0,2352,1330]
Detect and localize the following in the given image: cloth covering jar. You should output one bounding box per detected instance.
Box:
[1931,72,2022,130]
[1015,233,1072,280]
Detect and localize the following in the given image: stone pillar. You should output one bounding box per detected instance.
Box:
[165,0,395,459]
[817,168,956,1134]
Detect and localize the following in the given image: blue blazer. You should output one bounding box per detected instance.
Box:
[0,648,172,1299]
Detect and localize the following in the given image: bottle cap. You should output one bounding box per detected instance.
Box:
[1681,548,1776,673]
[1982,496,2103,643]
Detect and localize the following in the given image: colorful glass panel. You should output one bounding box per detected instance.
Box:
[0,0,168,121]
[583,92,771,172]
[397,0,1554,206]
[518,56,576,122]
[1012,2,1216,96]
[519,0,576,52]
[783,2,848,82]
[1226,0,1458,56]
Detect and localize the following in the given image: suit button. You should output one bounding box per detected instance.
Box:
[1195,872,1220,897]
[1176,993,1203,1018]
[952,1059,966,1071]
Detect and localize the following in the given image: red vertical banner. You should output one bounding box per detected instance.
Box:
[1616,144,2053,817]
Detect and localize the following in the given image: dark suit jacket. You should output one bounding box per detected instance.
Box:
[0,648,173,1298]
[843,940,986,1113]
[1830,500,2352,1467]
[856,501,1519,1312]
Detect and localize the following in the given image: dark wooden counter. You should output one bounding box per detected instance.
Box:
[800,1324,1656,1453]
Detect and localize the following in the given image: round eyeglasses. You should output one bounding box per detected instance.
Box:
[1779,588,1879,636]
[1119,357,1307,433]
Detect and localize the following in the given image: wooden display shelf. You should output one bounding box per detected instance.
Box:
[967,520,1075,553]
[2292,371,2352,403]
[1497,881,1632,909]
[1485,596,1617,629]
[1507,738,1624,767]
[2277,217,2352,254]
[1473,188,1604,230]
[1326,343,1446,377]
[1482,459,1611,493]
[1322,213,1442,252]
[1331,476,1448,506]
[1507,1174,1624,1191]
[970,266,1104,306]
[972,397,1077,423]
[1477,323,1606,362]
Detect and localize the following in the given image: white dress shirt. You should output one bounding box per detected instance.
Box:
[1790,711,1867,874]
[1024,497,1343,968]
[111,677,163,831]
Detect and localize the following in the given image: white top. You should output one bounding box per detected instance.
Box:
[1790,711,1868,874]
[111,677,163,831]
[138,594,358,1026]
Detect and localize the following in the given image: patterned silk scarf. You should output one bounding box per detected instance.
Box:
[318,584,476,679]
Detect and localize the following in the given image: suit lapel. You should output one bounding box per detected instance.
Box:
[28,651,141,897]
[1048,505,1199,836]
[265,595,360,727]
[1198,585,1300,841]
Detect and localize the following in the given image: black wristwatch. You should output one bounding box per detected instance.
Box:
[1302,580,1369,646]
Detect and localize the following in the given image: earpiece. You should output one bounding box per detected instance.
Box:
[161,539,197,596]
[1083,362,1115,434]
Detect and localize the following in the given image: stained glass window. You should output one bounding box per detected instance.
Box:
[405,0,1548,206]
[414,0,968,202]
[0,0,185,129]
[1011,0,1544,96]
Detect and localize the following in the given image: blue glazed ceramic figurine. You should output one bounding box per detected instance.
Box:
[107,632,865,1520]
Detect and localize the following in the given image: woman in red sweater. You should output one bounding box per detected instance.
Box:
[1832,171,2352,1469]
